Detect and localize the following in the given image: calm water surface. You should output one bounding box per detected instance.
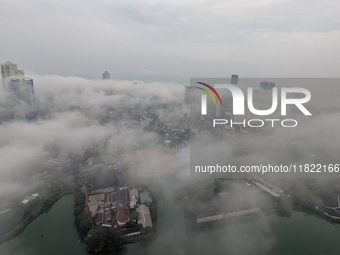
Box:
[2,191,340,255]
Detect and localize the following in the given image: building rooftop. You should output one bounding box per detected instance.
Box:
[137,204,152,228]
[88,194,105,216]
[95,213,103,225]
[140,192,152,204]
[101,154,121,165]
[129,188,139,199]
[117,206,130,225]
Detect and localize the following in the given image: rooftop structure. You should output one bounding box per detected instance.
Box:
[140,192,152,205]
[1,61,24,86]
[117,206,130,226]
[101,154,121,168]
[129,188,139,209]
[88,194,105,217]
[231,74,238,84]
[110,189,129,208]
[102,210,112,227]
[136,204,152,228]
[91,187,115,195]
[95,213,103,225]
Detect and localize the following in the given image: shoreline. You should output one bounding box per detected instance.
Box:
[178,199,340,230]
[0,190,73,245]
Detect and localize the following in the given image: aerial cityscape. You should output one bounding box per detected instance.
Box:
[1,1,340,255]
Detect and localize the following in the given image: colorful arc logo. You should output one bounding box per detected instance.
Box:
[196,82,222,106]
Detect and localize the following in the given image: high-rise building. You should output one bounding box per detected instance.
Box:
[8,78,35,116]
[1,61,24,86]
[231,74,238,85]
[103,71,110,80]
[1,61,35,118]
[260,81,275,90]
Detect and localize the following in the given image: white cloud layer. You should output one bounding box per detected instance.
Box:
[1,0,340,82]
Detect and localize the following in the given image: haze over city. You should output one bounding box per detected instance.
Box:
[1,0,340,83]
[1,1,340,255]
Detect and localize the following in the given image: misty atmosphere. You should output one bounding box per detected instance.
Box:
[1,1,340,255]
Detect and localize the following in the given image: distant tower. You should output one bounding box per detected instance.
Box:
[260,81,275,90]
[231,74,238,85]
[103,71,110,80]
[1,61,24,87]
[1,62,34,118]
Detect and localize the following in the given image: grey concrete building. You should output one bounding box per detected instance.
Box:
[103,70,110,80]
[231,74,238,84]
[1,61,24,86]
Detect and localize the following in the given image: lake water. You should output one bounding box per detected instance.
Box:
[2,190,340,255]
[0,195,87,255]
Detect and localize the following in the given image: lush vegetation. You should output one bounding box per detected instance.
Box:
[85,228,125,254]
[73,186,93,239]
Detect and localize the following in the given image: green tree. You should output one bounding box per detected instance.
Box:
[124,220,137,228]
[85,228,125,254]
[74,205,83,216]
[140,226,155,246]
[78,213,92,236]
[131,211,140,221]
[106,229,125,254]
[86,228,107,254]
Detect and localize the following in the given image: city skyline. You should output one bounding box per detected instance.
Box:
[1,0,340,84]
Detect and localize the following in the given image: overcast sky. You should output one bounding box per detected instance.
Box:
[1,0,340,83]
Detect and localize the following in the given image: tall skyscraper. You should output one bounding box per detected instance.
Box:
[1,61,35,118]
[103,71,110,80]
[8,78,35,116]
[1,61,24,87]
[260,81,275,90]
[231,74,238,85]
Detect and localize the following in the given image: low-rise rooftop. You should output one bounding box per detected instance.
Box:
[140,192,152,204]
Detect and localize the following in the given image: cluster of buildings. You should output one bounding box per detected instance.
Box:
[1,61,35,118]
[142,114,191,152]
[87,187,153,232]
